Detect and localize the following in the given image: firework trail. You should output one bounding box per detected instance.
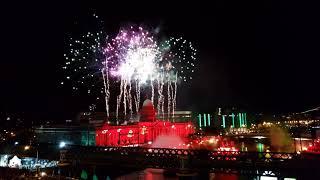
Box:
[157,74,165,117]
[156,75,161,115]
[167,74,172,119]
[127,80,133,116]
[151,80,155,105]
[170,82,174,119]
[135,79,141,114]
[101,68,110,116]
[123,79,128,116]
[116,79,124,121]
[172,73,178,119]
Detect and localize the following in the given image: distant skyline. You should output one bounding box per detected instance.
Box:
[0,2,319,122]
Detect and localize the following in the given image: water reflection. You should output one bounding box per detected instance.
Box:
[113,168,296,180]
[115,169,176,180]
[234,137,313,153]
[115,168,241,180]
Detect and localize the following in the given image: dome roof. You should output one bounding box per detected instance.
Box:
[142,99,153,107]
[140,99,156,122]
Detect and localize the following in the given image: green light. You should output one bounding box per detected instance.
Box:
[207,114,211,126]
[244,113,247,126]
[198,114,202,127]
[231,113,235,127]
[203,114,207,127]
[238,113,242,127]
[257,143,264,152]
[93,175,98,180]
[81,170,88,180]
[241,113,243,126]
[222,115,226,128]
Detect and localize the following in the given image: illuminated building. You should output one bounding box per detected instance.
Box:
[96,100,194,146]
[34,100,194,147]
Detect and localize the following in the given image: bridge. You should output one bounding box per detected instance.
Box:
[59,146,320,179]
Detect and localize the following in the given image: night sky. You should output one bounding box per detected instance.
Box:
[0,1,319,122]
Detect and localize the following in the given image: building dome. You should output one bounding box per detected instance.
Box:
[139,99,156,122]
[142,99,153,107]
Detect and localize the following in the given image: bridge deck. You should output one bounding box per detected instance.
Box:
[60,146,320,177]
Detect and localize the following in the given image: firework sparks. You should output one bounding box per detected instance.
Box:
[160,37,197,82]
[105,26,162,118]
[62,28,110,112]
[106,26,160,82]
[63,19,197,121]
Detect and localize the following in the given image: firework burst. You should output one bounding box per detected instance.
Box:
[63,19,197,122]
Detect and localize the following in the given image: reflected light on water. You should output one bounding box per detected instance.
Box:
[260,177,277,180]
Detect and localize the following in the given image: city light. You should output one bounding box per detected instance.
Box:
[252,136,267,139]
[222,115,226,128]
[40,172,47,177]
[59,141,66,148]
[198,114,202,127]
[208,138,215,144]
[24,146,30,150]
[232,113,235,127]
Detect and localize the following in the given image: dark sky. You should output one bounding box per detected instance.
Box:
[0,1,319,122]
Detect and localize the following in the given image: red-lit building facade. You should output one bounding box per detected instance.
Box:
[96,100,194,147]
